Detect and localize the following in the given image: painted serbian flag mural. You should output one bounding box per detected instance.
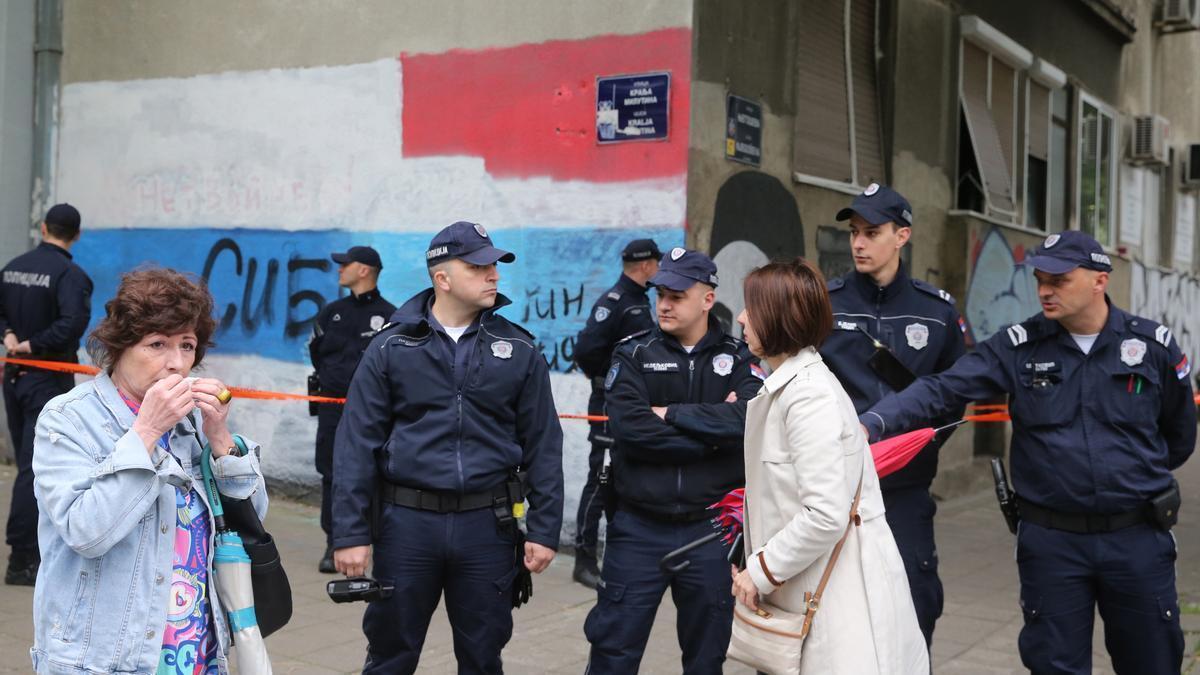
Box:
[55,28,690,499]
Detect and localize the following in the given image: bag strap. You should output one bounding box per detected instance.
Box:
[799,459,865,639]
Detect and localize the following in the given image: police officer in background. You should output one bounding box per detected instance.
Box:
[862,231,1196,674]
[309,245,395,573]
[332,221,563,674]
[0,203,92,585]
[819,183,965,646]
[584,248,761,674]
[570,237,660,588]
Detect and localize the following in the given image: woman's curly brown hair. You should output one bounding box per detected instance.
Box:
[87,267,218,372]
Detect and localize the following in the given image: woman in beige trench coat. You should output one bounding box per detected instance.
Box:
[731,259,928,674]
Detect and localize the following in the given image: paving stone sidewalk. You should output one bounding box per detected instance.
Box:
[2,458,1198,673]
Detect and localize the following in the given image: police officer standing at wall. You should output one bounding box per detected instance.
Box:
[861,231,1196,674]
[584,248,761,674]
[570,238,660,588]
[819,183,965,647]
[309,245,395,573]
[332,221,563,674]
[0,203,92,586]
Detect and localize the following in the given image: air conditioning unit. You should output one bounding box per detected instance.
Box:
[1184,143,1200,189]
[1161,0,1199,27]
[1131,115,1170,165]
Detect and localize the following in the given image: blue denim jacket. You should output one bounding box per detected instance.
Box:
[29,373,268,674]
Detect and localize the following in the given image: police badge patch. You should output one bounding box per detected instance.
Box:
[712,353,734,376]
[670,247,686,261]
[1120,338,1146,366]
[370,315,385,331]
[594,307,610,322]
[604,363,620,390]
[905,323,929,350]
[474,223,489,239]
[491,340,513,359]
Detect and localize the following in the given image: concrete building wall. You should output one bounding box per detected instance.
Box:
[55,0,693,546]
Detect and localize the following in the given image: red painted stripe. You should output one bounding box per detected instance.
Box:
[400,28,691,183]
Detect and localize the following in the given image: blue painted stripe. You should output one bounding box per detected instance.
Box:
[74,226,683,370]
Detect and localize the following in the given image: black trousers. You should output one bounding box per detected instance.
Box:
[4,368,74,553]
[314,402,344,546]
[882,486,944,648]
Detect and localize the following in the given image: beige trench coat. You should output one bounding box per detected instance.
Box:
[743,347,928,674]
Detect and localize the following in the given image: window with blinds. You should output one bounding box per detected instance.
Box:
[793,0,884,188]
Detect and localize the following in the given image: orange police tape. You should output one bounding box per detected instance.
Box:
[5,356,1199,422]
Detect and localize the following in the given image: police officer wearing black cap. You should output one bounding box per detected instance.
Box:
[332,221,563,674]
[0,203,92,586]
[862,230,1196,674]
[570,237,661,588]
[584,247,761,674]
[819,183,965,647]
[309,245,395,573]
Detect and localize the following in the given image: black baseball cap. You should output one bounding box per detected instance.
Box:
[621,239,662,262]
[331,245,383,269]
[835,183,914,228]
[649,247,719,291]
[1023,231,1112,274]
[44,203,81,230]
[425,221,515,267]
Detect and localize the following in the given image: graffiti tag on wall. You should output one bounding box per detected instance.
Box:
[1130,262,1200,369]
[963,228,1039,343]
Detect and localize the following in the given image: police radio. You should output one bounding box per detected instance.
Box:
[326,577,394,603]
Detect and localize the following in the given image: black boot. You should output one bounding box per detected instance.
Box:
[573,551,601,589]
[5,549,39,586]
[318,545,336,574]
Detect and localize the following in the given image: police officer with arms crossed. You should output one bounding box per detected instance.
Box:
[332,221,563,674]
[571,237,661,588]
[819,183,965,647]
[0,203,92,585]
[861,230,1196,674]
[584,248,762,675]
[309,245,395,573]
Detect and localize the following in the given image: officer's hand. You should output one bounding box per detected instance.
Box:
[334,545,372,577]
[523,541,555,574]
[3,333,18,353]
[13,340,30,354]
[651,406,668,420]
[131,375,193,454]
[190,378,234,455]
[731,567,760,611]
[725,391,738,403]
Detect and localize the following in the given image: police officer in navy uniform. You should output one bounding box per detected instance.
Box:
[332,221,563,674]
[571,238,660,588]
[0,203,92,586]
[819,183,966,647]
[584,248,762,675]
[309,245,395,573]
[862,231,1196,674]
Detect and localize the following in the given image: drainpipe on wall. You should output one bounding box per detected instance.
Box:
[29,0,62,243]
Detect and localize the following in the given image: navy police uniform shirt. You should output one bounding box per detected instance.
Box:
[605,318,762,519]
[331,288,564,550]
[573,274,654,380]
[821,267,966,490]
[863,301,1197,514]
[0,242,92,359]
[309,289,397,396]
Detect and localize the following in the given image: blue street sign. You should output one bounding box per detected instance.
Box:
[596,72,670,144]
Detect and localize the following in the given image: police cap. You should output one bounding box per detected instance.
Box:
[425,221,516,267]
[621,238,662,262]
[331,245,383,269]
[649,247,719,291]
[835,183,914,228]
[1023,231,1112,274]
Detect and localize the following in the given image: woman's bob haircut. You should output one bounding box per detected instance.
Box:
[742,257,833,357]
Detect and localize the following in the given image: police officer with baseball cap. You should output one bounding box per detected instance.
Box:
[0,203,93,585]
[570,237,661,588]
[309,245,395,572]
[820,183,966,647]
[332,221,563,674]
[862,229,1196,673]
[584,247,761,674]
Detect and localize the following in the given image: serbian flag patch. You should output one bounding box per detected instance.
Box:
[750,362,768,380]
[957,317,967,334]
[1176,355,1190,380]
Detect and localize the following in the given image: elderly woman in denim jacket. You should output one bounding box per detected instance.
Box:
[30,267,267,675]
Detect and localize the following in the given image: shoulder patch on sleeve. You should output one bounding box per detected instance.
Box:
[1004,323,1030,347]
[912,278,955,305]
[617,328,652,345]
[604,363,620,390]
[1128,317,1174,348]
[826,277,845,292]
[607,291,622,301]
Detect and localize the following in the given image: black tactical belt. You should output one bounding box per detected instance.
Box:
[621,501,711,524]
[382,483,507,513]
[1016,497,1149,534]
